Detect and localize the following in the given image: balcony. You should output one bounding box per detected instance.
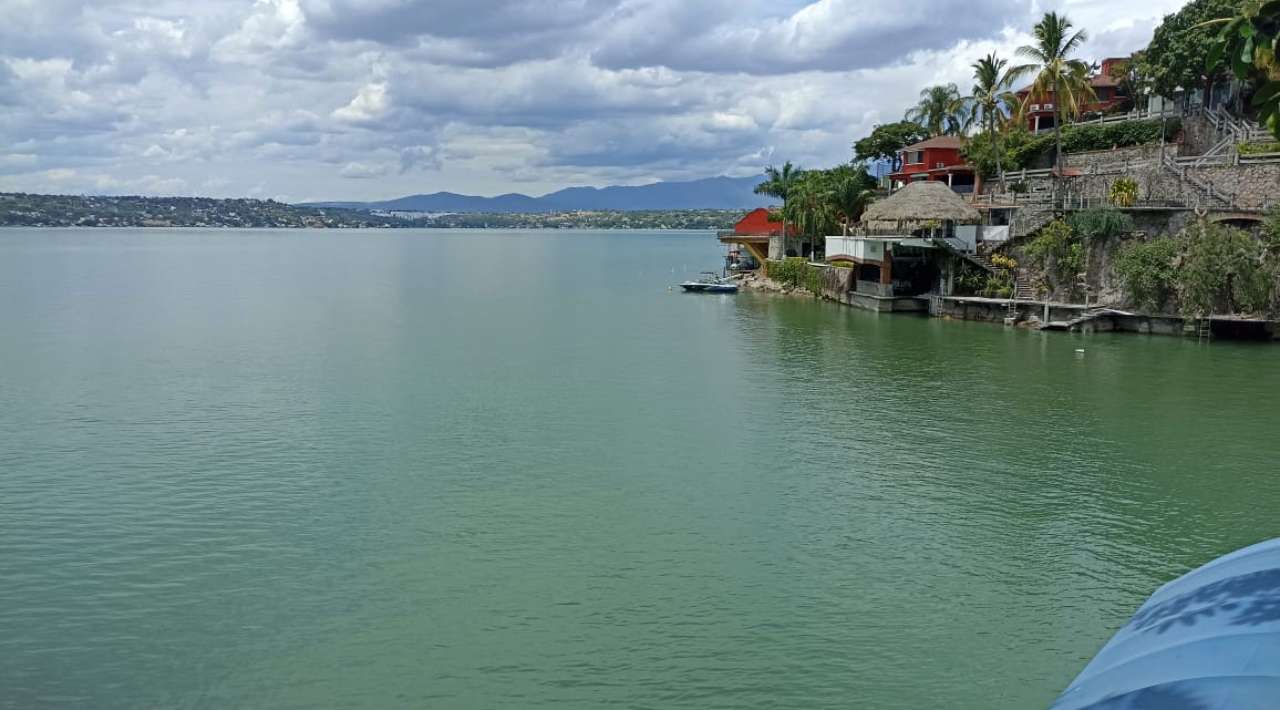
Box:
[825,235,888,262]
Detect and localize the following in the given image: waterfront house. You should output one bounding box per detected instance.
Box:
[1016,57,1132,133]
[888,136,977,195]
[717,207,794,266]
[825,181,981,310]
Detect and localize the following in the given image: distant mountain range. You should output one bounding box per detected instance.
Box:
[301,176,773,213]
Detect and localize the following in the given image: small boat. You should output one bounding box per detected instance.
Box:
[680,272,738,293]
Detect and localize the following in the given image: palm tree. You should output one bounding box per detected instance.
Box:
[829,172,876,236]
[1010,12,1096,193]
[905,84,965,136]
[967,53,1019,193]
[755,162,801,258]
[783,178,832,257]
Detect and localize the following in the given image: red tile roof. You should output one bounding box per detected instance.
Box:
[900,135,966,151]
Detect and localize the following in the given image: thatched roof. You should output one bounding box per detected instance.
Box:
[860,180,980,227]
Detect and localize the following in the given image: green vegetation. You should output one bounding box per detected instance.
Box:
[1115,238,1181,311]
[980,271,1015,298]
[1142,0,1243,98]
[853,121,929,163]
[1026,219,1085,295]
[1207,0,1280,139]
[783,164,878,238]
[1239,141,1280,154]
[755,162,802,254]
[1011,12,1096,180]
[765,258,826,295]
[962,119,1178,176]
[905,84,966,136]
[1109,177,1139,207]
[1112,215,1280,316]
[0,193,395,228]
[965,53,1020,190]
[1179,220,1276,316]
[0,193,744,230]
[1058,118,1179,152]
[754,164,878,255]
[1069,208,1135,240]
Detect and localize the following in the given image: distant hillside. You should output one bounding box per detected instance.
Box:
[304,176,773,213]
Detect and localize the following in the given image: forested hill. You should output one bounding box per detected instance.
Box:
[304,176,772,213]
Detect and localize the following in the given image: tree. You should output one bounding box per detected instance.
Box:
[966,53,1019,192]
[778,165,878,254]
[853,121,929,168]
[905,84,966,136]
[825,164,878,235]
[784,176,836,255]
[1178,220,1273,316]
[1115,237,1180,311]
[755,162,801,258]
[1011,12,1096,196]
[1207,0,1280,139]
[1107,53,1147,112]
[1142,0,1243,100]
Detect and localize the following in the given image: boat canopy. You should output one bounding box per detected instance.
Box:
[1051,537,1280,709]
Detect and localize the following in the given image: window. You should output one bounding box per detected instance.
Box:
[911,151,924,164]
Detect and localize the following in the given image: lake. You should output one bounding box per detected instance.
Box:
[2,228,1278,709]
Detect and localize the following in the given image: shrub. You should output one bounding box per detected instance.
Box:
[954,267,988,295]
[1025,220,1085,297]
[1240,141,1280,155]
[990,253,1019,270]
[1069,207,1134,240]
[970,119,1182,175]
[1177,221,1273,317]
[1025,219,1074,266]
[766,258,825,295]
[1115,237,1180,311]
[1109,178,1139,207]
[979,271,1013,298]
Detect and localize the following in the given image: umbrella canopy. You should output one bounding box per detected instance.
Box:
[860,180,980,229]
[1051,537,1280,710]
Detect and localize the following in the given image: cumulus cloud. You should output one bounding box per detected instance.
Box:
[0,0,1189,200]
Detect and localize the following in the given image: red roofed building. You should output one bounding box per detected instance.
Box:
[888,136,977,194]
[731,207,791,237]
[1016,57,1133,133]
[717,208,797,265]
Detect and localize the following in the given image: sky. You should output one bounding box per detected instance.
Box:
[0,0,1190,203]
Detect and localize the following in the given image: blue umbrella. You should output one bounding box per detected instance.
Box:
[1051,537,1280,710]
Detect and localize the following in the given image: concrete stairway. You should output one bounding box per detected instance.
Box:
[1014,279,1036,300]
[1160,152,1234,209]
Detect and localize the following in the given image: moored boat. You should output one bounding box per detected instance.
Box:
[680,272,738,293]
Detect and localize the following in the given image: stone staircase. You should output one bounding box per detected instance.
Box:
[974,245,1037,302]
[1206,106,1273,146]
[1160,152,1234,209]
[1014,279,1036,300]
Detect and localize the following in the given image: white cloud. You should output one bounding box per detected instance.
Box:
[0,0,1184,200]
[339,161,392,179]
[332,82,389,122]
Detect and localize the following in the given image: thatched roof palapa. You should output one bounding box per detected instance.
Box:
[860,180,980,229]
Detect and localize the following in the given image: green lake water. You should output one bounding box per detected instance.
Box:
[1,228,1278,709]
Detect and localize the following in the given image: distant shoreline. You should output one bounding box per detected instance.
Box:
[0,193,745,231]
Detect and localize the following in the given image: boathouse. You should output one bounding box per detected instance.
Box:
[825,181,982,310]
